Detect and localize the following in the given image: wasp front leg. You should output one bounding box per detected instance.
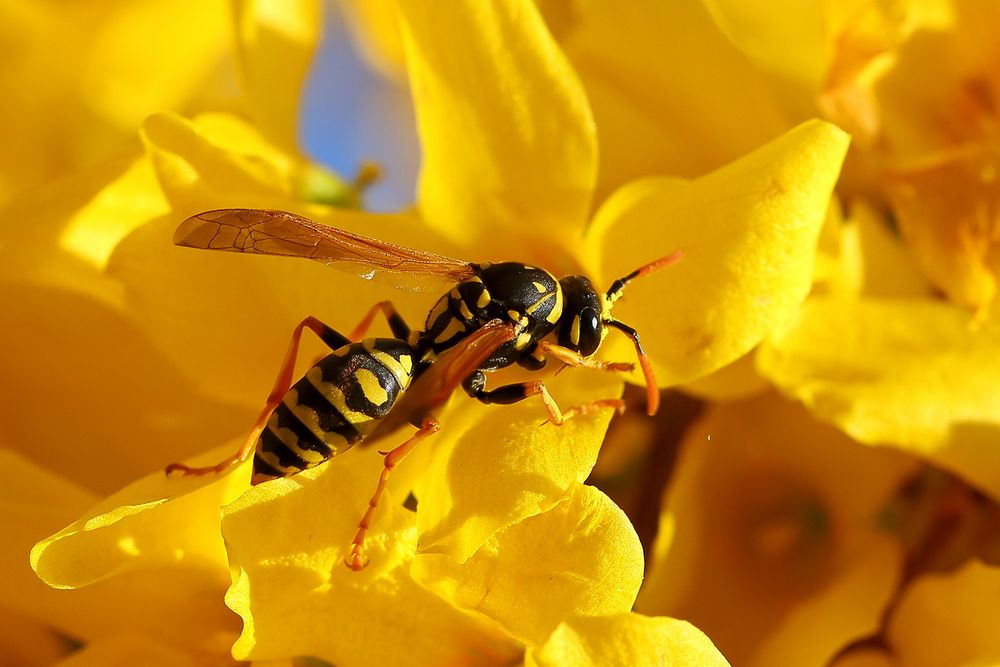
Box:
[165,316,352,478]
[462,371,625,426]
[535,340,635,374]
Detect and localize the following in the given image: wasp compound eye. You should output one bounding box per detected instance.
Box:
[576,307,601,357]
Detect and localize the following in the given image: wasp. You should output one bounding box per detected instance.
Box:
[167,209,680,568]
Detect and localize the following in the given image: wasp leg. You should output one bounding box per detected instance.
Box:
[165,316,352,478]
[536,340,636,373]
[605,320,660,416]
[462,371,625,426]
[347,416,440,571]
[349,300,412,341]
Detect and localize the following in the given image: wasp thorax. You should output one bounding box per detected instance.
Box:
[557,275,603,357]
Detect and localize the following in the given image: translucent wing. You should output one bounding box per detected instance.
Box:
[366,319,519,444]
[174,208,477,289]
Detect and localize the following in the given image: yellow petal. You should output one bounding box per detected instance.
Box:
[748,538,902,666]
[397,0,596,249]
[829,648,898,667]
[339,0,407,80]
[699,0,827,88]
[681,351,769,403]
[884,146,1000,311]
[0,0,228,200]
[234,0,322,151]
[526,614,730,667]
[887,560,1000,667]
[758,297,1000,499]
[141,112,295,206]
[31,443,247,589]
[413,483,643,645]
[78,0,229,131]
[0,606,72,667]
[845,199,930,299]
[53,636,192,667]
[637,393,914,667]
[587,120,850,387]
[1,283,251,494]
[413,369,623,563]
[5,450,238,652]
[555,0,791,200]
[0,148,145,301]
[221,450,520,665]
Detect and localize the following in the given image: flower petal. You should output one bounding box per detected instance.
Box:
[758,297,1000,499]
[6,450,238,651]
[339,0,407,80]
[888,560,1000,667]
[555,0,791,199]
[1,282,251,494]
[586,120,849,387]
[31,444,247,589]
[844,199,930,299]
[0,0,229,200]
[413,369,623,563]
[234,0,322,151]
[681,352,769,402]
[52,635,193,667]
[221,450,520,665]
[829,648,896,667]
[637,393,914,667]
[0,605,71,666]
[698,0,827,87]
[397,0,596,249]
[76,0,229,131]
[884,146,1000,311]
[526,614,730,667]
[413,483,643,645]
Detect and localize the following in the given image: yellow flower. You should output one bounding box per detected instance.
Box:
[637,392,918,667]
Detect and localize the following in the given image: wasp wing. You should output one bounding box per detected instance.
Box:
[174,208,477,289]
[365,319,518,444]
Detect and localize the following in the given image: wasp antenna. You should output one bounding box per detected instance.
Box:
[606,319,660,416]
[605,249,684,303]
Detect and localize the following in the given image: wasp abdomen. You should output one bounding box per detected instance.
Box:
[252,339,416,484]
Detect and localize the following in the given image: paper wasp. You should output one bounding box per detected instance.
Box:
[167,209,680,568]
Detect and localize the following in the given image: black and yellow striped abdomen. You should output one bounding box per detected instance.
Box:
[252,338,417,484]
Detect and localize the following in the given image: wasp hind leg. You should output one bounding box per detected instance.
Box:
[165,316,352,479]
[347,416,440,571]
[462,371,625,426]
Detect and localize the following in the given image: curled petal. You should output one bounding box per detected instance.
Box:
[413,483,643,645]
[413,370,623,563]
[587,120,850,387]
